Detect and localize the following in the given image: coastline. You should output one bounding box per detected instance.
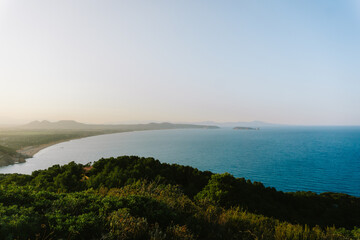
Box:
[16,141,66,158]
[1,127,359,197]
[12,127,184,162]
[12,127,213,160]
[14,132,129,158]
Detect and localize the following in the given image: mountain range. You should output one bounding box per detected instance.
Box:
[21,120,220,130]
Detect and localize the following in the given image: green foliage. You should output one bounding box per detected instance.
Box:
[108,208,149,240]
[0,173,32,186]
[87,156,212,196]
[0,145,17,155]
[195,173,360,229]
[165,224,195,240]
[0,156,359,239]
[29,161,86,192]
[195,173,238,206]
[0,204,42,240]
[0,145,26,167]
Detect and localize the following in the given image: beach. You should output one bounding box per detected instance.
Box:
[16,141,64,157]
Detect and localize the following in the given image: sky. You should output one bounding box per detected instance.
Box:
[0,0,360,125]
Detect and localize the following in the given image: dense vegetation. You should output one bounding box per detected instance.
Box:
[0,156,359,239]
[0,144,26,167]
[0,145,18,155]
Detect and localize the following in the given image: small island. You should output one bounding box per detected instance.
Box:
[233,126,260,130]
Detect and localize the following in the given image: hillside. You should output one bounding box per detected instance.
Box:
[0,145,26,167]
[0,156,359,239]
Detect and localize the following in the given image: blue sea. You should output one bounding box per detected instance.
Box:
[0,127,359,196]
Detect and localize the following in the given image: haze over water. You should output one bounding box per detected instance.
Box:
[1,127,359,197]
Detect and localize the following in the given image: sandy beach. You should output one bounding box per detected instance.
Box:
[14,132,126,158]
[16,141,65,157]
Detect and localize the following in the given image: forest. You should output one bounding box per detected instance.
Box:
[0,156,359,239]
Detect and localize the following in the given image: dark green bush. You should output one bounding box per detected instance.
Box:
[0,156,359,239]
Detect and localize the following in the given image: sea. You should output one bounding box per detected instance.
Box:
[0,127,359,196]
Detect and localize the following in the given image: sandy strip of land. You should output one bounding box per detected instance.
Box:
[14,132,127,158]
[16,141,65,157]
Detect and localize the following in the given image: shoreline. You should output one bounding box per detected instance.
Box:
[2,128,359,198]
[13,128,180,160]
[0,123,219,168]
[16,141,67,158]
[13,127,209,159]
[14,132,130,158]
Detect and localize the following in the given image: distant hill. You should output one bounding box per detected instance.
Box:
[23,120,88,129]
[22,120,220,130]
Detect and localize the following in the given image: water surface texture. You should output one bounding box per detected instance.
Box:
[1,127,359,196]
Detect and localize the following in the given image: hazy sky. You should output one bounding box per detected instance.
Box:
[1,0,360,125]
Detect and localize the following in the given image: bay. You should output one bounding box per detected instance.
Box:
[0,127,359,196]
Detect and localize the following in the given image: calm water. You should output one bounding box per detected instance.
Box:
[1,127,359,196]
